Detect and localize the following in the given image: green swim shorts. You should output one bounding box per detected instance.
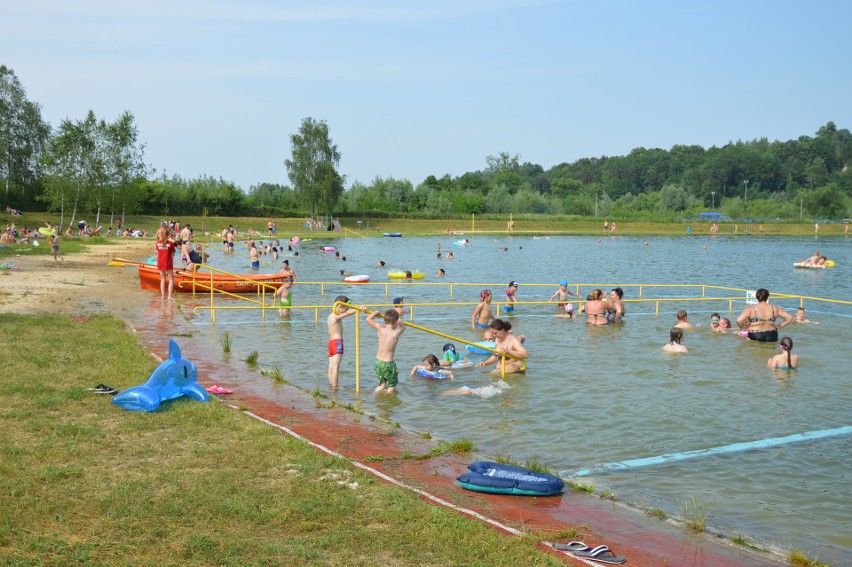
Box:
[374,359,399,388]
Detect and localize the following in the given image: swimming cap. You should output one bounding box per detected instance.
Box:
[560,280,568,287]
[442,343,455,352]
[480,289,491,299]
[508,281,519,287]
[393,296,404,305]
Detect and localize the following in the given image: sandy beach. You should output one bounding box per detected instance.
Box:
[0,239,153,315]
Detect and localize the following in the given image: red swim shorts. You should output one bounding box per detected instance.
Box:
[328,338,344,357]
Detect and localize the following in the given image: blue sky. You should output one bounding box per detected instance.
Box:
[2,1,850,191]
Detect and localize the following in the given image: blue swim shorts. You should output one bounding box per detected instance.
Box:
[374,359,399,388]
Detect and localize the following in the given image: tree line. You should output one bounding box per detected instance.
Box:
[2,64,850,226]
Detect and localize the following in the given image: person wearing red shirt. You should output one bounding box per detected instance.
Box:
[155,226,176,299]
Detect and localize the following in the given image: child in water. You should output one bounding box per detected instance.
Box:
[710,313,725,333]
[273,278,293,316]
[768,337,798,370]
[793,307,819,325]
[439,343,469,367]
[662,327,688,353]
[364,308,406,393]
[410,354,455,380]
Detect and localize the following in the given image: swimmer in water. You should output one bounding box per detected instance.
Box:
[710,312,725,333]
[768,336,798,370]
[548,280,581,313]
[410,354,454,380]
[662,327,688,353]
[475,319,527,374]
[441,385,480,396]
[674,310,694,329]
[793,307,819,325]
[439,343,469,367]
[471,289,494,330]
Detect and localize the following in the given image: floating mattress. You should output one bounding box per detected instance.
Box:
[465,341,495,355]
[457,461,564,496]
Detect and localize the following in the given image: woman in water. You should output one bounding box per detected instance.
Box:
[735,288,794,342]
[662,327,688,353]
[475,319,528,374]
[768,337,798,370]
[606,287,625,323]
[584,289,610,325]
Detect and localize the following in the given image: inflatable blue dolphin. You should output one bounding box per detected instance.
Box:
[112,340,209,412]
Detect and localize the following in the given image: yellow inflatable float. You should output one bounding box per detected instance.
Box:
[793,260,835,269]
[388,270,425,280]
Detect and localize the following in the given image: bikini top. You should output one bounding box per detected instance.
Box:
[751,305,777,323]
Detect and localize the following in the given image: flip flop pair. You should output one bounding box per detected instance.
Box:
[205,385,233,395]
[552,542,625,564]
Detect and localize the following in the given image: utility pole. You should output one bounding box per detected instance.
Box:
[711,191,716,210]
[744,179,749,205]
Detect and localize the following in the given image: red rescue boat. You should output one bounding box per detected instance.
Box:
[136,264,286,294]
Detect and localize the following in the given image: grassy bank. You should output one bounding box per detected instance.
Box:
[0,314,564,566]
[3,211,845,243]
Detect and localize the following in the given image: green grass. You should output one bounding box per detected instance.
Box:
[245,350,259,367]
[0,313,565,566]
[219,331,232,353]
[677,495,708,533]
[789,550,831,567]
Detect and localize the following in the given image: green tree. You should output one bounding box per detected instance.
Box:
[0,65,50,207]
[284,117,344,218]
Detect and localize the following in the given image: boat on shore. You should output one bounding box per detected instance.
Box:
[135,264,286,293]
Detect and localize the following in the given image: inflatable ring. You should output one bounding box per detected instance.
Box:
[414,368,452,380]
[388,270,425,280]
[457,461,564,496]
[344,274,370,284]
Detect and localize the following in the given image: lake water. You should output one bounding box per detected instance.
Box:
[179,232,851,563]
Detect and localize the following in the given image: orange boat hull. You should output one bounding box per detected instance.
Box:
[137,265,286,293]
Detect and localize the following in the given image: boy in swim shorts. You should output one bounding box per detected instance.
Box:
[326,295,357,389]
[364,308,406,393]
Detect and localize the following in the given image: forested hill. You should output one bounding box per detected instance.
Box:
[329,121,851,220]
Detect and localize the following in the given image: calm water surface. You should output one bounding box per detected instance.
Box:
[181,233,851,563]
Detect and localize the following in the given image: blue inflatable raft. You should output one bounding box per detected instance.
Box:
[465,341,495,355]
[457,461,564,496]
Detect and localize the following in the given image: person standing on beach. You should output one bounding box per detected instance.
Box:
[326,296,357,389]
[155,226,176,300]
[364,308,406,393]
[50,232,62,262]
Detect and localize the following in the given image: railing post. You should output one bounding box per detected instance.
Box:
[355,312,361,394]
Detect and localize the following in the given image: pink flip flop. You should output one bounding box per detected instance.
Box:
[205,385,233,395]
